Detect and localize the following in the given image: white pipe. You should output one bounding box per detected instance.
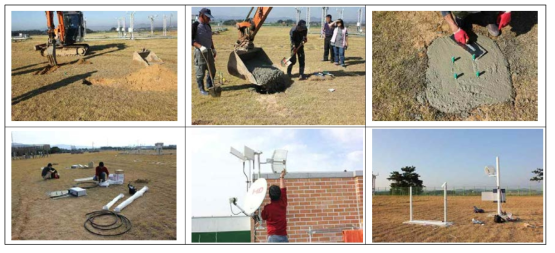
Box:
[114,186,149,212]
[74,177,94,182]
[409,186,413,221]
[444,182,447,222]
[103,193,124,210]
[496,156,502,215]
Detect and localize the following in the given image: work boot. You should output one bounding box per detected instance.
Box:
[197,81,208,96]
[487,24,500,37]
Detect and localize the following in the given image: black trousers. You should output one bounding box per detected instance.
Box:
[323,35,334,62]
[287,45,305,76]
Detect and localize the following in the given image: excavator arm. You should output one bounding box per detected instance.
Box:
[234,7,272,51]
[227,7,276,85]
[45,11,59,66]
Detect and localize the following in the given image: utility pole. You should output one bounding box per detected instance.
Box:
[148,15,158,36]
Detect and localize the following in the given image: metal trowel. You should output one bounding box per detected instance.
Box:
[450,35,487,60]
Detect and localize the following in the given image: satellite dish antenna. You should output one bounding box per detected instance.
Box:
[270,149,287,174]
[485,165,496,177]
[243,178,267,215]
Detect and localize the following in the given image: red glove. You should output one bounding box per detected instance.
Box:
[497,12,511,30]
[454,28,469,44]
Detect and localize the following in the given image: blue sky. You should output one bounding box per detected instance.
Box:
[372,129,544,188]
[189,128,364,216]
[191,7,364,23]
[12,11,178,31]
[11,129,180,147]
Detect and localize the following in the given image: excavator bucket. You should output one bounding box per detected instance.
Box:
[133,49,164,67]
[227,47,273,85]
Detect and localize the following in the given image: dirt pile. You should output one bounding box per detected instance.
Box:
[91,64,177,92]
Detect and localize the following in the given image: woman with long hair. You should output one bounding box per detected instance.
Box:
[330,19,348,67]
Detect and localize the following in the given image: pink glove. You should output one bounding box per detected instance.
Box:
[454,28,469,44]
[497,12,511,30]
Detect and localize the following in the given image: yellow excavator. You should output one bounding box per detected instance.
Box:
[34,11,89,66]
[227,7,274,85]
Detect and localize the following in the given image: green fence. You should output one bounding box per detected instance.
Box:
[192,231,251,243]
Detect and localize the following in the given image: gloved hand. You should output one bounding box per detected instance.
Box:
[454,28,469,44]
[497,11,511,30]
[212,48,217,59]
[199,46,208,53]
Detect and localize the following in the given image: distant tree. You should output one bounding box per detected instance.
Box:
[387,166,424,195]
[109,27,117,32]
[530,168,543,182]
[223,19,240,26]
[85,28,94,34]
[49,146,61,154]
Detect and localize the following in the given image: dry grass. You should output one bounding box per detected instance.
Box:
[372,11,538,121]
[191,26,366,125]
[11,32,178,121]
[372,195,543,243]
[11,151,176,240]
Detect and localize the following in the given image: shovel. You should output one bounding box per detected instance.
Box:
[281,42,304,67]
[199,49,222,98]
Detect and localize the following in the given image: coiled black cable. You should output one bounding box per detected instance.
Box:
[84,210,132,236]
[74,181,98,189]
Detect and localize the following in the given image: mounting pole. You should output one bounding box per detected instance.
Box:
[496,156,501,215]
[409,186,413,221]
[443,182,447,222]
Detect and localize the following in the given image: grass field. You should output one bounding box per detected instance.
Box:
[372,195,543,243]
[372,11,538,121]
[11,151,176,240]
[11,33,177,121]
[191,26,366,125]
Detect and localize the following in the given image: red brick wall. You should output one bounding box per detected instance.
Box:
[252,175,364,243]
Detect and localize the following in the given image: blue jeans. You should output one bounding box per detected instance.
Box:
[334,46,345,65]
[268,235,289,243]
[93,172,106,182]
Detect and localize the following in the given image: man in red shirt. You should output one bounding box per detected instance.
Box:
[94,162,109,183]
[261,170,288,242]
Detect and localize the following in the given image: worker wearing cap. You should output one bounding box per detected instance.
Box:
[94,162,109,183]
[41,163,59,180]
[287,20,308,80]
[322,14,335,63]
[192,8,217,96]
[442,11,511,44]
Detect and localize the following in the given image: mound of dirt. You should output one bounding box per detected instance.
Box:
[76,58,92,65]
[91,65,177,92]
[34,65,59,75]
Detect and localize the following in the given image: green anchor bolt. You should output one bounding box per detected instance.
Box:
[451,56,455,64]
[476,71,480,77]
[472,54,476,61]
[454,73,458,79]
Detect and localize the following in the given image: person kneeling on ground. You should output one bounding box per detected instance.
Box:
[287,20,308,80]
[331,19,348,68]
[442,11,511,44]
[94,162,109,183]
[260,170,288,242]
[41,163,59,180]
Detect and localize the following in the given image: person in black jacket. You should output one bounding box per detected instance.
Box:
[287,20,308,80]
